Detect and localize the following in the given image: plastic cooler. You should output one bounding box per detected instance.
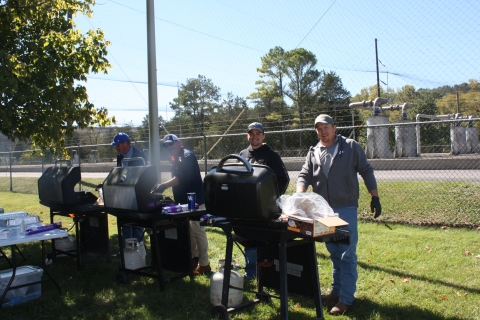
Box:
[0,266,43,307]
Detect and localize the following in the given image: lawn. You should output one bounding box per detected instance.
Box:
[1,188,479,320]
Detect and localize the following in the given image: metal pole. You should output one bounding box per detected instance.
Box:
[146,0,160,171]
[375,38,380,98]
[9,152,12,191]
[456,92,460,113]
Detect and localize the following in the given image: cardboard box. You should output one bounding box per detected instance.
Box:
[287,216,348,237]
[0,266,43,307]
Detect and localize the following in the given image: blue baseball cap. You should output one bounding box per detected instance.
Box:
[111,132,130,146]
[247,122,264,133]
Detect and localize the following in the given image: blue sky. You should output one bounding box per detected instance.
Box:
[75,0,480,126]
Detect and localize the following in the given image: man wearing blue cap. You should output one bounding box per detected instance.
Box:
[111,132,147,244]
[111,132,147,167]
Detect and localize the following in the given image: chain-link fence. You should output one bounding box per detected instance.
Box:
[1,119,479,194]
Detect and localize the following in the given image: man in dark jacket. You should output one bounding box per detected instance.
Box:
[239,122,290,194]
[111,132,147,244]
[238,122,290,279]
[296,114,381,315]
[153,134,211,275]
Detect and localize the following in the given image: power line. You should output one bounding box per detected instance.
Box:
[296,0,337,48]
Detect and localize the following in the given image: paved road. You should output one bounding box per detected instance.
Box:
[4,170,480,182]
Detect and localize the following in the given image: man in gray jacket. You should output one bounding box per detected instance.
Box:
[296,114,381,315]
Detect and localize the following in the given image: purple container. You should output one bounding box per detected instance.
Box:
[162,205,183,214]
[187,192,196,211]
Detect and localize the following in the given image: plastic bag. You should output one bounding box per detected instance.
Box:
[277,192,337,219]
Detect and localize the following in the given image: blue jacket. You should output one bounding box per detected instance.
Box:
[170,148,205,205]
[116,146,147,167]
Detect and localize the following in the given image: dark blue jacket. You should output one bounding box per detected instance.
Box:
[171,148,205,205]
[116,146,147,167]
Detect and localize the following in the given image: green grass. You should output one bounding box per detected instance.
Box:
[1,184,480,319]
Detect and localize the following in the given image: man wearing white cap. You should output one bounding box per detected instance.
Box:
[296,114,381,315]
[153,134,211,275]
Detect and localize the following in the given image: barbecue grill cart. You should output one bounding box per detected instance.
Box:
[38,160,110,271]
[107,208,205,290]
[204,155,350,320]
[102,160,204,290]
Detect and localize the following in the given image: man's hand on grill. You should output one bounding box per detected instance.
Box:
[152,183,167,194]
[371,196,382,219]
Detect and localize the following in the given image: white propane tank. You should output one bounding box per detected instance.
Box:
[210,259,244,307]
[123,238,146,270]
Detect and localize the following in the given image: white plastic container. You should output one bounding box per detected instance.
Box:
[0,266,43,307]
[123,238,146,270]
[54,236,75,256]
[210,260,244,307]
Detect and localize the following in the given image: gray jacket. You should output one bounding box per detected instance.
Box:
[297,135,377,208]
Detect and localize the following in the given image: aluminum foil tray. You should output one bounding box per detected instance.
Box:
[0,211,28,219]
[0,214,41,227]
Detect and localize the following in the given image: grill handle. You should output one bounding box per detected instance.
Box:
[215,154,253,176]
[54,159,72,167]
[121,157,146,167]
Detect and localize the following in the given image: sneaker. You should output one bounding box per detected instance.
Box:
[191,257,199,271]
[193,264,211,275]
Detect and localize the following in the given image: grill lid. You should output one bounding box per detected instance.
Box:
[204,154,281,220]
[103,163,160,212]
[38,160,97,205]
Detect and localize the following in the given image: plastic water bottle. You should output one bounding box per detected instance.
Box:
[20,219,26,234]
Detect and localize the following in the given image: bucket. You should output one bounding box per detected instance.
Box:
[210,260,244,307]
[123,238,146,270]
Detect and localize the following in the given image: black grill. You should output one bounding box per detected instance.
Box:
[204,154,281,221]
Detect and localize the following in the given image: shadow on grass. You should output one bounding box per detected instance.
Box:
[349,297,464,320]
[1,242,466,320]
[357,260,480,296]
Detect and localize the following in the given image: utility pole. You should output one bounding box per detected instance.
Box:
[375,38,381,98]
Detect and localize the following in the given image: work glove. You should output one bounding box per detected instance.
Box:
[371,196,382,219]
[151,183,167,194]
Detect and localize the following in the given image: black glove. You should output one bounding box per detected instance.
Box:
[371,196,382,219]
[152,183,167,194]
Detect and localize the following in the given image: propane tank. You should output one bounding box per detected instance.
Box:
[123,238,146,270]
[210,259,244,307]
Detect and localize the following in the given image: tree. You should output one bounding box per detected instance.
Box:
[139,114,165,141]
[170,75,221,131]
[0,0,113,154]
[314,71,352,126]
[283,48,320,128]
[249,46,287,113]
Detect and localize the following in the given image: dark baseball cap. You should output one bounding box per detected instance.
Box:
[111,132,130,146]
[247,122,264,133]
[314,114,335,127]
[162,134,179,147]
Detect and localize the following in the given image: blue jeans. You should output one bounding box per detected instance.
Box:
[244,247,257,279]
[325,206,358,305]
[122,226,145,247]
